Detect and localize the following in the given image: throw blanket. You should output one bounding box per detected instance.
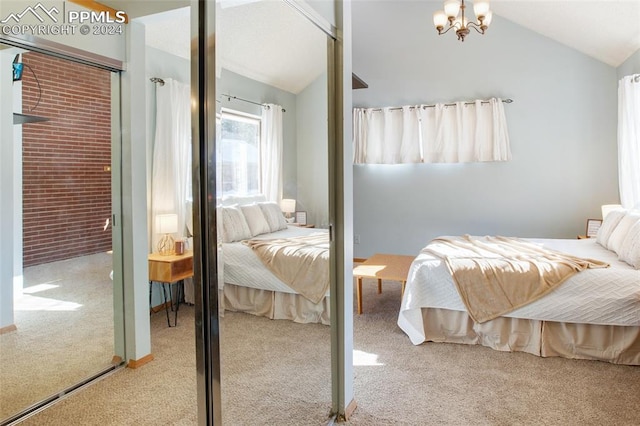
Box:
[423,235,609,323]
[243,234,329,304]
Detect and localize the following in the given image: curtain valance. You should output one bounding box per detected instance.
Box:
[353,98,511,164]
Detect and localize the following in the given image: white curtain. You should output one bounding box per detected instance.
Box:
[618,75,640,209]
[150,78,192,252]
[353,106,421,164]
[353,98,511,164]
[260,103,283,202]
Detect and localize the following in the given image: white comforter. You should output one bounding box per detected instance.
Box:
[398,238,640,345]
[222,225,329,295]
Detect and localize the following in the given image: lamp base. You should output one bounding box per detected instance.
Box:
[158,234,175,256]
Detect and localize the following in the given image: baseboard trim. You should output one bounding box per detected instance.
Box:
[344,399,357,420]
[0,324,17,335]
[112,355,123,365]
[127,353,154,369]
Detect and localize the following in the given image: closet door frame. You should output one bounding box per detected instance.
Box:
[0,35,126,424]
[191,0,353,423]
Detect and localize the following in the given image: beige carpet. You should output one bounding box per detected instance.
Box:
[13,277,640,425]
[0,252,115,421]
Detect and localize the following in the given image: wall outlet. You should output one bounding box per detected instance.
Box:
[354,234,360,244]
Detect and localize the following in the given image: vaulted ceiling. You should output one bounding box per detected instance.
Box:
[108,0,640,93]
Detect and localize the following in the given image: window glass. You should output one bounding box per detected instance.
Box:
[217,109,261,196]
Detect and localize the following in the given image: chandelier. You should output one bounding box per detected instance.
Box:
[433,0,493,42]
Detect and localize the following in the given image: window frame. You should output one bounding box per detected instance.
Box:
[217,107,263,197]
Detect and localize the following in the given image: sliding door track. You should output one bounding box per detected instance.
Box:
[1,362,124,426]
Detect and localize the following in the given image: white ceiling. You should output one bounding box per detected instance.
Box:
[490,0,640,68]
[139,1,327,94]
[125,1,640,93]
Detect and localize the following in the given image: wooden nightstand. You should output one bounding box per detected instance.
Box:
[148,251,193,327]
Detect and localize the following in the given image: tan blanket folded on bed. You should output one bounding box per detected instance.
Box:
[243,234,329,304]
[424,235,609,323]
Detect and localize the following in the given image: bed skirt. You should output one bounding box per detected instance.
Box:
[420,308,640,365]
[220,284,330,325]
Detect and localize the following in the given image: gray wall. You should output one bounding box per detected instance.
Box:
[618,49,640,78]
[296,72,329,227]
[352,1,619,258]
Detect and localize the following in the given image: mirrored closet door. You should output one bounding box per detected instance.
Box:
[0,45,123,423]
[214,1,333,422]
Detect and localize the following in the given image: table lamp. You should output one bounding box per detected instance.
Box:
[157,213,178,255]
[280,199,296,223]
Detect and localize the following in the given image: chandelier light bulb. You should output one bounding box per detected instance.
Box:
[433,0,491,41]
[433,10,448,29]
[483,10,493,27]
[473,1,490,19]
[444,0,461,19]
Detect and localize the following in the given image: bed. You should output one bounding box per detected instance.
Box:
[183,194,331,325]
[398,209,640,365]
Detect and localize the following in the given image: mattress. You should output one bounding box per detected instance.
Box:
[398,238,640,345]
[222,225,329,295]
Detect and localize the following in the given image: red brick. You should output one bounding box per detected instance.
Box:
[22,52,112,267]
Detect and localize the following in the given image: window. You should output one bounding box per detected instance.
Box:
[217,109,262,196]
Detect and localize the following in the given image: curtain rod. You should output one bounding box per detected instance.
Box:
[363,98,513,112]
[220,93,286,112]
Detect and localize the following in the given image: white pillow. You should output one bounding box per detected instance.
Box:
[607,211,640,254]
[596,209,626,248]
[618,220,640,269]
[241,204,271,237]
[221,205,252,243]
[258,202,288,232]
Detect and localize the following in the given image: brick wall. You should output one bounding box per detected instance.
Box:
[21,52,112,267]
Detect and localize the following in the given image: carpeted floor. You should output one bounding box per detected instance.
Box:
[0,252,115,420]
[9,275,640,425]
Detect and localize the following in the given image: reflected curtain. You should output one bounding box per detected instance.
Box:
[618,75,640,209]
[353,98,511,164]
[261,103,283,202]
[150,78,192,252]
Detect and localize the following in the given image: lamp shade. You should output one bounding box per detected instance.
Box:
[444,0,460,18]
[473,1,490,18]
[280,199,296,214]
[601,204,623,220]
[157,213,178,234]
[482,10,493,26]
[433,10,448,28]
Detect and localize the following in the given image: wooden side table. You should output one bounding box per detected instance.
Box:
[148,251,194,327]
[353,253,415,314]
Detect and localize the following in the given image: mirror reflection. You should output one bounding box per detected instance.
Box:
[216,2,332,421]
[0,47,118,421]
[144,1,332,423]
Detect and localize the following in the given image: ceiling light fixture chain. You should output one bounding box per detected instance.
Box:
[433,0,493,42]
